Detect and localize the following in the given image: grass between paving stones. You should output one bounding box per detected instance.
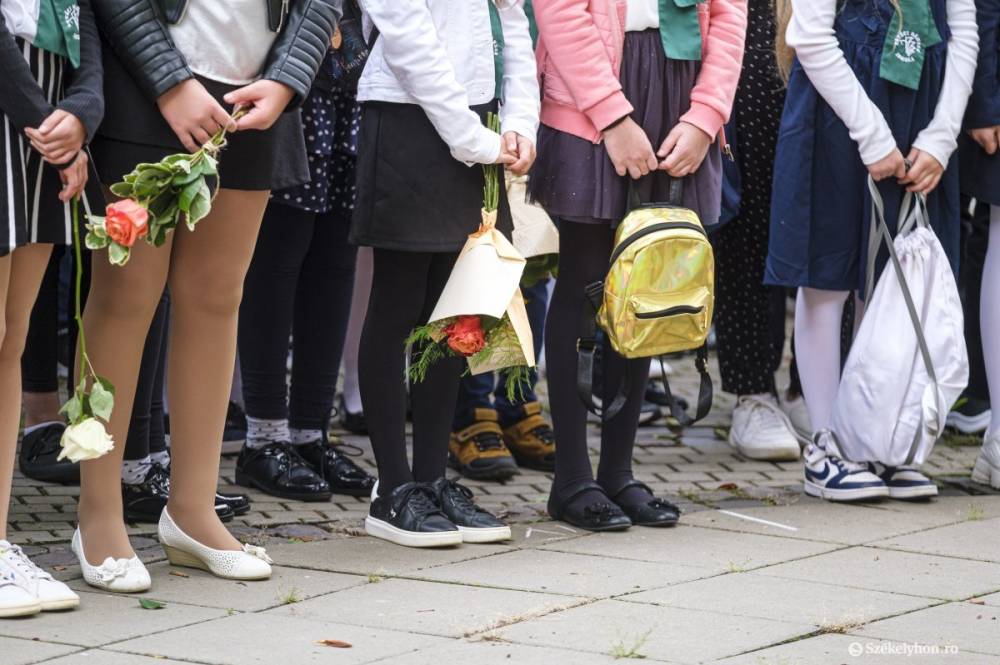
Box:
[609,628,652,659]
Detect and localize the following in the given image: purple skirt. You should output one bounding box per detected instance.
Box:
[528,29,722,226]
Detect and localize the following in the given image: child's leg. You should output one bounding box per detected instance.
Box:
[21,248,63,426]
[983,205,1000,434]
[793,287,851,432]
[166,189,269,551]
[342,247,373,415]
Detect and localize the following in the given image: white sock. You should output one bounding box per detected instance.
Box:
[290,428,323,445]
[794,287,850,433]
[342,247,372,415]
[149,450,171,468]
[246,417,290,449]
[984,206,1000,434]
[121,457,153,485]
[23,421,62,436]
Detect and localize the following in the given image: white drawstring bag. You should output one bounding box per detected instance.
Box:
[830,178,968,467]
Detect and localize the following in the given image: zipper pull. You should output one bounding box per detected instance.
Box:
[276,0,289,32]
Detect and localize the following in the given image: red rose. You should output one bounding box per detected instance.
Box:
[444,316,487,356]
[104,200,149,248]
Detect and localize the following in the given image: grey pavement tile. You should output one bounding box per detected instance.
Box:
[540,525,839,573]
[265,578,585,638]
[374,638,629,664]
[107,612,449,665]
[872,517,1000,563]
[506,521,589,548]
[759,547,1000,600]
[0,591,226,647]
[42,651,200,665]
[0,635,80,665]
[977,592,1000,606]
[499,598,815,664]
[718,633,989,665]
[265,536,514,576]
[413,548,715,597]
[623,571,938,627]
[65,562,365,612]
[871,495,1000,520]
[855,601,1000,656]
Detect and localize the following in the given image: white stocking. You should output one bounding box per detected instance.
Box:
[982,206,1000,433]
[793,287,851,432]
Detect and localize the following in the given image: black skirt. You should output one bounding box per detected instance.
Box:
[90,45,308,192]
[350,101,512,252]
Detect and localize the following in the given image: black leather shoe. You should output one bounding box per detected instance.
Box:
[216,491,251,516]
[18,423,79,484]
[297,438,375,497]
[235,442,332,502]
[431,477,510,543]
[606,480,680,527]
[337,396,368,435]
[365,481,461,547]
[124,464,235,523]
[547,480,632,532]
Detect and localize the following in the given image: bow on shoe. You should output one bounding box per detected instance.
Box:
[241,544,273,564]
[98,558,134,583]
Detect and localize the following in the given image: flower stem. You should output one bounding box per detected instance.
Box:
[71,198,96,382]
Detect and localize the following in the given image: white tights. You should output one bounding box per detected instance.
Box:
[794,287,851,432]
[983,206,1000,433]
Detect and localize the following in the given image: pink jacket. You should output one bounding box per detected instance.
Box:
[533,0,747,143]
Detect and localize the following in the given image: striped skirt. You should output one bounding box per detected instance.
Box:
[1,41,102,257]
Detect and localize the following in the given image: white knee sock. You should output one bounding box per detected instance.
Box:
[289,428,323,445]
[246,417,291,449]
[794,287,850,433]
[983,206,1000,434]
[121,456,153,485]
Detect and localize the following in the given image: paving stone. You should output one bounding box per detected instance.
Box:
[759,547,1000,600]
[0,636,80,665]
[856,601,1000,656]
[506,521,588,548]
[718,633,989,665]
[107,612,450,665]
[378,638,626,665]
[42,651,196,665]
[873,517,1000,563]
[0,591,226,647]
[266,578,585,638]
[622,570,938,627]
[499,598,814,663]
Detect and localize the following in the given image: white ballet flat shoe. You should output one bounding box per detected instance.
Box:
[158,509,272,580]
[71,529,151,594]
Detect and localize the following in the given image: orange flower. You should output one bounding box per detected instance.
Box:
[104,200,149,248]
[444,316,486,356]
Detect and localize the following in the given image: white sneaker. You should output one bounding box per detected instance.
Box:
[780,391,813,439]
[71,528,151,593]
[729,394,801,461]
[158,509,272,580]
[0,562,41,618]
[0,541,78,611]
[803,432,889,502]
[972,430,1000,490]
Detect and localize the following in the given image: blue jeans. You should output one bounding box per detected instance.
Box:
[453,278,550,430]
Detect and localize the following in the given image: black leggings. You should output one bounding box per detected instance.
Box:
[124,292,169,461]
[238,202,357,430]
[545,219,650,495]
[358,248,461,493]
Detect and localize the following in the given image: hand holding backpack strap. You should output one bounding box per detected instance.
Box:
[626,175,685,211]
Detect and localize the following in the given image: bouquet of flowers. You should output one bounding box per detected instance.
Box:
[506,173,559,288]
[406,114,536,401]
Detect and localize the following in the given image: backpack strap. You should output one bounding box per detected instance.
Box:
[576,281,627,420]
[657,345,713,427]
[627,176,685,211]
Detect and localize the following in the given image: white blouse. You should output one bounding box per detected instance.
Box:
[168,0,278,85]
[626,0,659,32]
[787,0,979,167]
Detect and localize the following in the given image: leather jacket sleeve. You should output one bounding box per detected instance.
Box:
[92,0,194,102]
[262,0,342,108]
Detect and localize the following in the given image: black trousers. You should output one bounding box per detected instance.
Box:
[960,198,990,402]
[238,201,357,430]
[124,292,169,461]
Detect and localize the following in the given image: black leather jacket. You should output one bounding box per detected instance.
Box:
[93,0,341,106]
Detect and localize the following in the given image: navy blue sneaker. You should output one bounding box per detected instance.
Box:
[803,432,888,502]
[868,464,938,500]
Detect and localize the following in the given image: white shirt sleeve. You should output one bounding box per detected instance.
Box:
[358,0,501,166]
[787,0,897,166]
[497,1,540,146]
[911,0,979,168]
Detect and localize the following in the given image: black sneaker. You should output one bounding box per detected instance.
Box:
[235,442,332,502]
[946,397,991,435]
[123,464,236,523]
[222,402,248,455]
[431,477,510,543]
[297,438,375,497]
[215,491,252,516]
[365,481,461,548]
[18,423,79,484]
[336,396,368,435]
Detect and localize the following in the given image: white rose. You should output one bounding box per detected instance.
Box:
[58,418,115,463]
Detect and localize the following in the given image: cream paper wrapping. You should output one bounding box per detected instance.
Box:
[428,209,536,375]
[507,175,559,258]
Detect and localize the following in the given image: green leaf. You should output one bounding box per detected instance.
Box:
[59,395,83,424]
[172,168,203,187]
[164,155,192,174]
[85,232,110,250]
[138,598,166,610]
[108,243,130,266]
[201,155,218,175]
[89,379,115,422]
[109,182,134,198]
[178,178,204,213]
[187,181,212,228]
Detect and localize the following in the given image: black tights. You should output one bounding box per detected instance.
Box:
[358,248,462,494]
[545,219,651,507]
[124,292,169,461]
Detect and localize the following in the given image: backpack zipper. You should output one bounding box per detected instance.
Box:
[608,221,707,266]
[634,305,705,320]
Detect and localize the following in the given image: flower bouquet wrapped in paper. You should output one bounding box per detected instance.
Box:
[507,173,559,288]
[406,114,535,400]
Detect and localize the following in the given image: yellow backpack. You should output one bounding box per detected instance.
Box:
[577,180,715,424]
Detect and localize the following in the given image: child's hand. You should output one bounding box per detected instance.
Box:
[604,117,658,179]
[899,148,943,194]
[968,126,1000,155]
[867,148,907,182]
[501,131,536,176]
[58,151,89,203]
[224,80,295,131]
[25,110,85,164]
[157,79,237,152]
[657,122,712,177]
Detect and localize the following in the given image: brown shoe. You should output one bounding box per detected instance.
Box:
[448,409,519,481]
[502,402,556,472]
